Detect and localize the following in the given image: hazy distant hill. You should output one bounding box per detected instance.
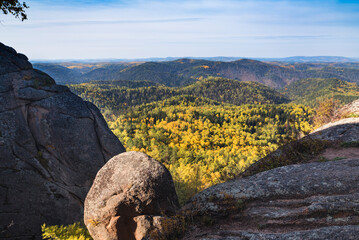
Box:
[270,62,359,70]
[259,56,357,63]
[33,63,83,84]
[82,58,359,88]
[31,56,358,63]
[90,80,159,88]
[80,58,296,88]
[282,78,359,106]
[34,58,359,88]
[33,62,139,84]
[83,64,138,81]
[86,60,196,87]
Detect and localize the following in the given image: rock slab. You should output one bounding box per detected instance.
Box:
[182,158,359,239]
[84,151,179,240]
[0,42,125,239]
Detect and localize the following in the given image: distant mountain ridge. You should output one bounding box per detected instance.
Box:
[258,56,357,63]
[31,56,358,63]
[34,58,359,89]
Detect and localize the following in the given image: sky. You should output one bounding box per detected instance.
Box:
[1,0,359,60]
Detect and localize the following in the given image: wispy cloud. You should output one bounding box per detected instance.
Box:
[5,17,202,28]
[1,0,358,59]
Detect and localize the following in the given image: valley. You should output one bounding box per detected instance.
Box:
[44,58,359,204]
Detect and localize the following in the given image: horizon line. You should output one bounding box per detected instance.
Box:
[30,55,359,63]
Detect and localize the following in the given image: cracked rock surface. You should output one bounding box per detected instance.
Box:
[0,42,125,239]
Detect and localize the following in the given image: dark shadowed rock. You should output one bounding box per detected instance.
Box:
[84,151,179,240]
[180,118,359,239]
[0,42,125,239]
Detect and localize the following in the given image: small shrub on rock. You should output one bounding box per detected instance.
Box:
[41,222,92,240]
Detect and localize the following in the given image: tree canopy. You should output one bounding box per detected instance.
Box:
[0,0,28,21]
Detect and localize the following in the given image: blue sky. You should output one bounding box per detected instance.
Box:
[1,0,359,60]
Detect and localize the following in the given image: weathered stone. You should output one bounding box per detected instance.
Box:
[311,117,359,142]
[133,215,153,240]
[0,42,126,239]
[0,42,32,74]
[84,151,179,240]
[195,225,359,240]
[335,99,359,119]
[181,158,359,239]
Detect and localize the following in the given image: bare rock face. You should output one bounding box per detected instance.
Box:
[0,42,125,239]
[311,117,359,142]
[84,151,179,240]
[335,99,359,118]
[181,119,359,239]
[182,158,359,239]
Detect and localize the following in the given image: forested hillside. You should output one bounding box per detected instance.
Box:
[68,77,316,203]
[33,63,83,84]
[69,77,289,115]
[34,59,359,88]
[67,74,359,202]
[282,78,359,107]
[107,96,313,203]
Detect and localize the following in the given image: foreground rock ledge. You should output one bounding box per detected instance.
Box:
[181,158,359,239]
[84,151,180,240]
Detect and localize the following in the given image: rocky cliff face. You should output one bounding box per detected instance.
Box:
[0,42,125,239]
[181,118,359,239]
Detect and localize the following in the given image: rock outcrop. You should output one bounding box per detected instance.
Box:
[335,99,359,119]
[180,118,359,239]
[84,151,179,240]
[0,42,125,239]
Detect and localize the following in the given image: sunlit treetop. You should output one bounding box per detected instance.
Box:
[0,0,28,21]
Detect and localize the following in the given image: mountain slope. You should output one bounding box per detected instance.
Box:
[83,63,140,81]
[183,77,289,105]
[33,63,83,84]
[79,58,359,88]
[84,58,296,88]
[68,77,290,113]
[282,78,359,106]
[35,59,359,88]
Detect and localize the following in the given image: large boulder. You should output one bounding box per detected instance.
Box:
[84,151,179,240]
[180,118,359,239]
[0,42,125,239]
